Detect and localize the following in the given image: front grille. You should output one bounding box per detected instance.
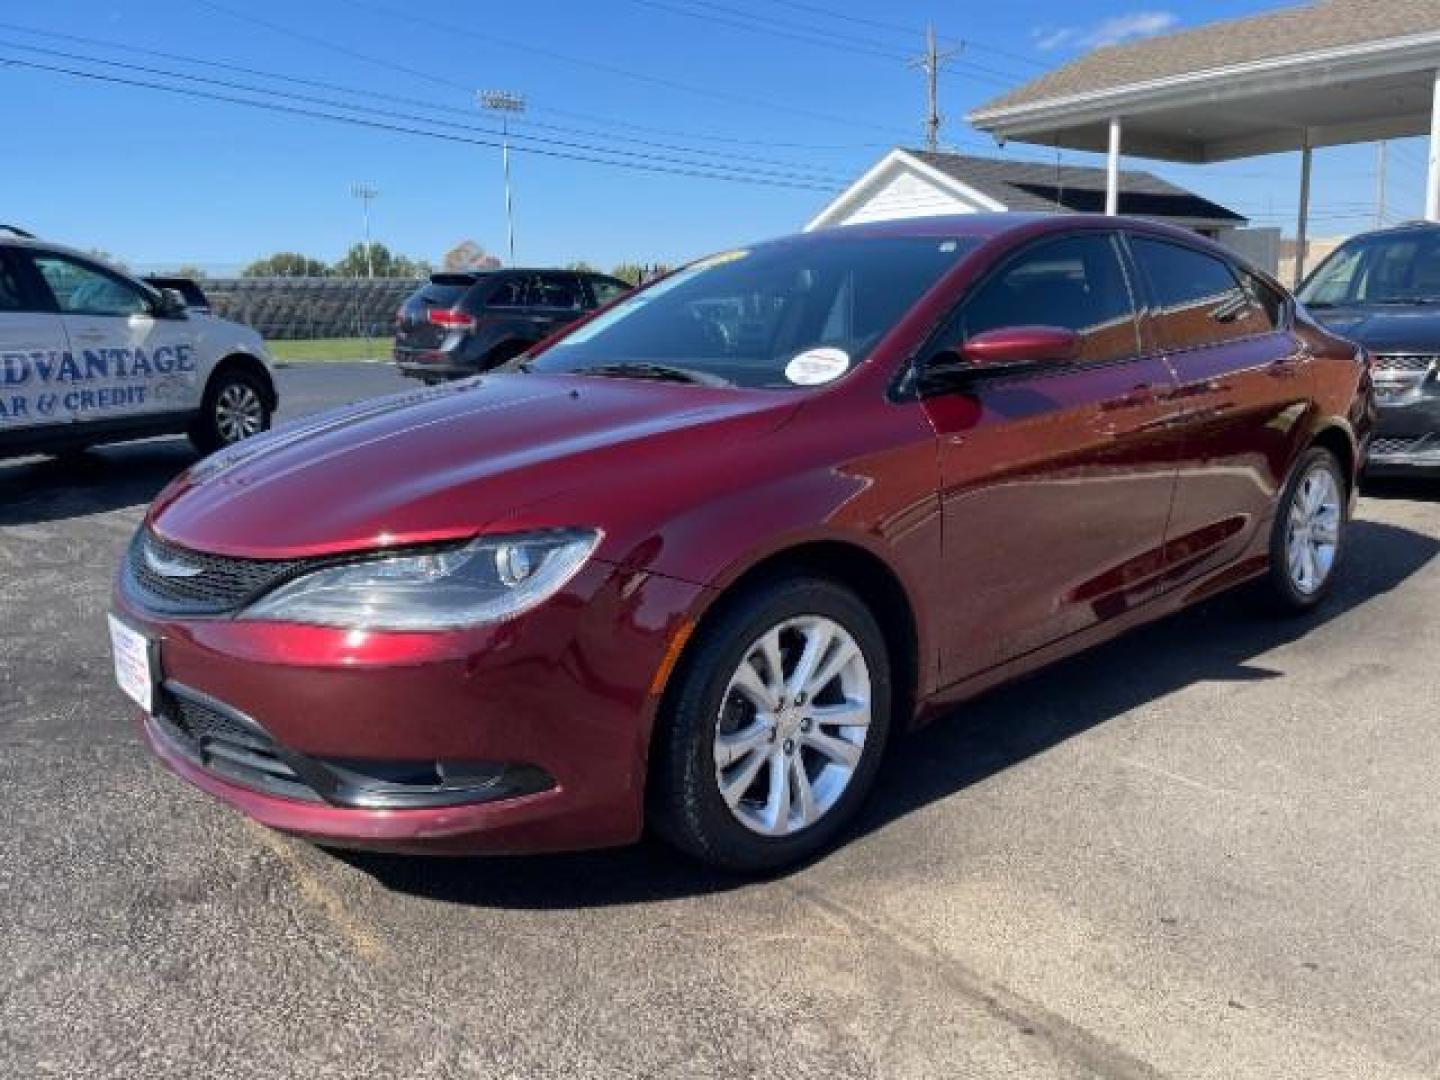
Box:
[125,530,309,615]
[1371,434,1437,457]
[158,685,321,802]
[1372,354,1438,373]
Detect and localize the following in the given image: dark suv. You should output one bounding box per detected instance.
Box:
[394,269,631,382]
[1299,222,1440,473]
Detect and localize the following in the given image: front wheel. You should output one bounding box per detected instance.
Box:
[650,577,891,873]
[1264,446,1347,613]
[190,369,271,454]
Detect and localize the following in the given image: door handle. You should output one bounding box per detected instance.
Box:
[1113,383,1159,409]
[74,329,106,342]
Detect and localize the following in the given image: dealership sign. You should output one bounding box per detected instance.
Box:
[0,345,197,422]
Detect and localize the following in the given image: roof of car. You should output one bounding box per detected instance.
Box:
[801,212,1213,245]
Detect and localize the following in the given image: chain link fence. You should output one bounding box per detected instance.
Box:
[201,277,423,340]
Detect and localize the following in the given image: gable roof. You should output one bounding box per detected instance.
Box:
[976,0,1440,116]
[906,151,1245,223]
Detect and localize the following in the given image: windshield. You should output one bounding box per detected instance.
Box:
[1299,229,1440,307]
[522,235,977,389]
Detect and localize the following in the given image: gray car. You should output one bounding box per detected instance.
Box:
[1299,221,1440,474]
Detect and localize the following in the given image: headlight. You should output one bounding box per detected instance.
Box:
[244,529,601,631]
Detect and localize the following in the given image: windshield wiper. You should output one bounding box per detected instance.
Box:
[578,362,724,386]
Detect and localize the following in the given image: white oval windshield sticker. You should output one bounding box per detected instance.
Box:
[784,347,850,386]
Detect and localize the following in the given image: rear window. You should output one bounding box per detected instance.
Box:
[411,281,471,310]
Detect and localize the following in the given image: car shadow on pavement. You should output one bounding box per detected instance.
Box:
[1361,476,1440,503]
[0,440,195,527]
[342,516,1439,910]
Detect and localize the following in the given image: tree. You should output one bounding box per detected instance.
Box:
[172,264,208,280]
[243,252,330,278]
[86,249,129,272]
[610,262,646,286]
[443,240,502,271]
[566,260,595,273]
[333,241,392,277]
[611,262,672,286]
[333,243,430,279]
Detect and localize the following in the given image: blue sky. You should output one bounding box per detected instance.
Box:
[0,0,1431,274]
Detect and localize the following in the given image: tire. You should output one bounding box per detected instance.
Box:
[1263,445,1347,614]
[189,367,271,455]
[650,576,892,873]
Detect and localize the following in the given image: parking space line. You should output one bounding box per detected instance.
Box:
[784,881,1165,1080]
[244,821,389,963]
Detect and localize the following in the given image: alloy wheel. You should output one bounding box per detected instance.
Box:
[215,383,265,444]
[1285,463,1342,595]
[713,615,871,837]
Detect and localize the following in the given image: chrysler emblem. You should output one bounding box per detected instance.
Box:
[144,544,204,579]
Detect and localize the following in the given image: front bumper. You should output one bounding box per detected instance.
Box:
[115,559,706,855]
[1363,355,1440,473]
[394,347,476,380]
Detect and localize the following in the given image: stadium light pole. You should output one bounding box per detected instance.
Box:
[350,182,379,278]
[478,90,525,265]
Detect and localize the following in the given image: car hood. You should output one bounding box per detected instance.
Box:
[149,374,799,558]
[1309,304,1440,354]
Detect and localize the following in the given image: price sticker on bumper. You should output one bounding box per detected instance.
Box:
[108,615,155,715]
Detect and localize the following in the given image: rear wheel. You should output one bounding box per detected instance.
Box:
[650,577,891,872]
[1264,446,1346,613]
[190,368,271,454]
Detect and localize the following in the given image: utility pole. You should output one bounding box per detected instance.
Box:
[350,182,379,278]
[479,89,526,265]
[1375,140,1388,228]
[908,25,962,152]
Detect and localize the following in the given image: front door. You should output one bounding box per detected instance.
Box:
[921,230,1181,683]
[1125,235,1310,585]
[26,251,202,425]
[0,248,69,433]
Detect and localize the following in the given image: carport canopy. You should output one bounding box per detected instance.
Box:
[967,0,1440,283]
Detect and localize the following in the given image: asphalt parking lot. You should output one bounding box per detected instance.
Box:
[3,361,1439,1079]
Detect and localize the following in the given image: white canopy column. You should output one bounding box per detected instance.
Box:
[1427,68,1440,222]
[1296,131,1313,287]
[1106,118,1122,215]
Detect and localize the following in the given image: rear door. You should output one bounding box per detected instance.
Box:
[1126,235,1308,585]
[530,273,589,334]
[923,230,1181,681]
[27,250,202,424]
[0,247,69,433]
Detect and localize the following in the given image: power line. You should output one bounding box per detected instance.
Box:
[331,0,914,137]
[0,23,852,180]
[616,0,908,61]
[0,54,840,193]
[0,38,849,186]
[615,0,1026,86]
[178,1,883,153]
[759,0,1050,70]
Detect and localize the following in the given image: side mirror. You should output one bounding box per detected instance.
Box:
[960,326,1082,367]
[154,289,189,320]
[920,326,1081,393]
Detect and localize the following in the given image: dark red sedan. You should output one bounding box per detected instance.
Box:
[110,215,1373,871]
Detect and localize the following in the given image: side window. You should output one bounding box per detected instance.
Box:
[589,277,629,307]
[953,233,1139,364]
[1131,238,1265,350]
[33,254,149,318]
[535,274,585,310]
[487,277,532,308]
[0,252,27,312]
